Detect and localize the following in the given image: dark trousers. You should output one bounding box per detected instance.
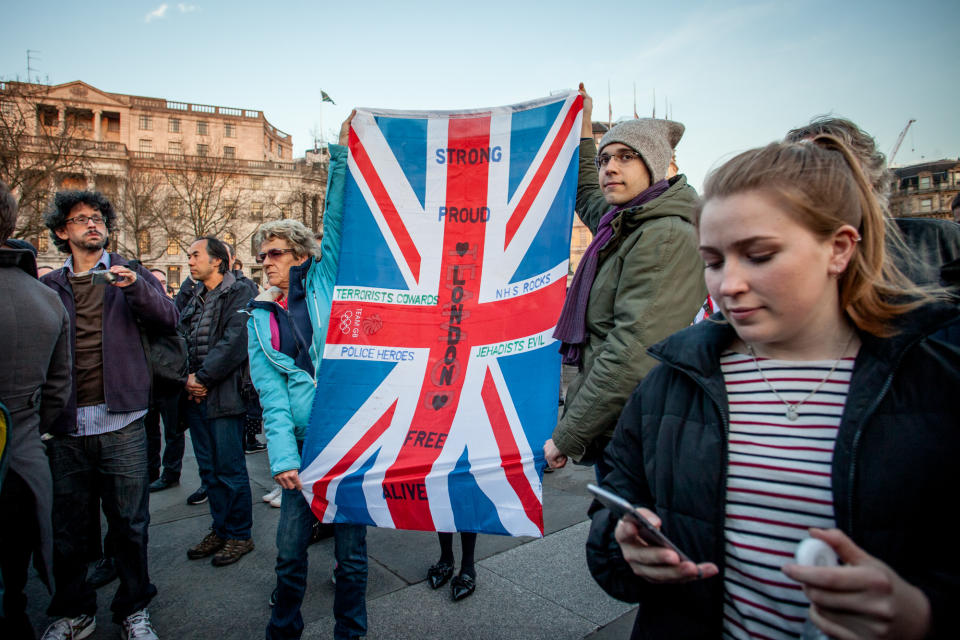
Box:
[185,401,252,540]
[0,471,41,639]
[145,391,184,483]
[46,419,157,623]
[266,489,367,640]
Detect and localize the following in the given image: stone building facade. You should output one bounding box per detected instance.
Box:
[1,80,327,290]
[888,159,960,221]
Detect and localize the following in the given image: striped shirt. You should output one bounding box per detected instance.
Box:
[719,351,855,640]
[63,251,147,437]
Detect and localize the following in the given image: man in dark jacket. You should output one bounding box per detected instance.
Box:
[179,236,255,566]
[39,190,176,640]
[222,242,266,455]
[0,182,71,639]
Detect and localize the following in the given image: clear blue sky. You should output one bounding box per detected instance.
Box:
[4,0,958,190]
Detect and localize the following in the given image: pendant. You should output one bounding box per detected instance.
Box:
[786,405,799,421]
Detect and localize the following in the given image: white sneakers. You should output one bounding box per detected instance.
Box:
[122,608,159,639]
[41,614,96,640]
[42,608,155,639]
[262,484,282,507]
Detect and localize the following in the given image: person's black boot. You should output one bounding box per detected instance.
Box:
[87,556,118,589]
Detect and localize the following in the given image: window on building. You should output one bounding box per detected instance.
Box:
[168,265,181,289]
[277,145,283,158]
[41,109,58,127]
[224,146,236,159]
[197,120,209,135]
[168,141,182,155]
[919,176,931,189]
[225,200,237,219]
[167,234,180,255]
[196,143,209,156]
[137,230,151,253]
[37,234,49,252]
[167,198,180,218]
[250,202,264,220]
[139,139,152,153]
[60,175,86,190]
[106,116,120,133]
[269,140,273,153]
[225,123,236,138]
[168,118,181,133]
[920,198,933,212]
[250,177,264,190]
[138,115,152,130]
[224,231,236,253]
[251,237,259,255]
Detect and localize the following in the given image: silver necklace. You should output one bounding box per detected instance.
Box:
[746,333,855,421]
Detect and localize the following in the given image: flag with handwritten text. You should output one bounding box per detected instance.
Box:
[301,93,583,537]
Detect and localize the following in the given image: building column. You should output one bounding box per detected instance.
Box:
[94,109,102,141]
[57,105,66,135]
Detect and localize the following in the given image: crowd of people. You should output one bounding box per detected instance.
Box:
[1,83,958,640]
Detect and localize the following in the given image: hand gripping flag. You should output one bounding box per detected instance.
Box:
[301,92,583,537]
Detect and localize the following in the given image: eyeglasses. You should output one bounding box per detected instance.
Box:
[595,151,641,170]
[255,248,296,263]
[65,214,106,226]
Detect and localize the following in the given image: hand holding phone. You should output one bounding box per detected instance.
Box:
[589,484,718,584]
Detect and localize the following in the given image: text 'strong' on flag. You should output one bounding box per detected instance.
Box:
[301,92,583,537]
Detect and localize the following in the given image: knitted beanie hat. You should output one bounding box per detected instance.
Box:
[598,118,685,183]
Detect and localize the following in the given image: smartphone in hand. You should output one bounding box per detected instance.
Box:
[588,484,693,563]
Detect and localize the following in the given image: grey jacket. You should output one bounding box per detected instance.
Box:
[0,248,72,586]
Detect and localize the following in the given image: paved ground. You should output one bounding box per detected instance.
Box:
[24,367,639,639]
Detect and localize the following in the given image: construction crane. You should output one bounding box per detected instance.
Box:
[888,119,916,165]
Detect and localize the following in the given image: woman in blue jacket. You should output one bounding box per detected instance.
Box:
[247,127,369,639]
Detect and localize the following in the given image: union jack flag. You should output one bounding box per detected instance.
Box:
[301,92,583,537]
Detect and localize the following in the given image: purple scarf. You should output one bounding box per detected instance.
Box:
[554,180,671,367]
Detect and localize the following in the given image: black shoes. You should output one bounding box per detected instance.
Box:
[451,572,476,601]
[186,487,208,505]
[87,556,118,589]
[148,477,179,492]
[309,521,335,545]
[427,561,454,589]
[244,438,267,454]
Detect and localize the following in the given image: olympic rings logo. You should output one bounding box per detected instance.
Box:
[339,310,353,334]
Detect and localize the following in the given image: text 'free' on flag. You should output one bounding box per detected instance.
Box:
[301,92,583,537]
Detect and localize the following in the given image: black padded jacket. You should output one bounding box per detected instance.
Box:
[586,303,960,639]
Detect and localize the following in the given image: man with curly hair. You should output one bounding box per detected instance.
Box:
[39,190,177,640]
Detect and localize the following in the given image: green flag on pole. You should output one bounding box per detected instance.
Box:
[320,90,336,105]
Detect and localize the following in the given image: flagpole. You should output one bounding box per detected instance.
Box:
[607,80,612,129]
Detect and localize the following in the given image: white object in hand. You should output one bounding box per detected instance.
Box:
[795,537,839,567]
[795,537,838,640]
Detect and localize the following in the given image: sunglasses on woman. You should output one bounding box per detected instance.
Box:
[255,248,296,263]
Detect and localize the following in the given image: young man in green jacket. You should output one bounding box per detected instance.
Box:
[545,85,706,475]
